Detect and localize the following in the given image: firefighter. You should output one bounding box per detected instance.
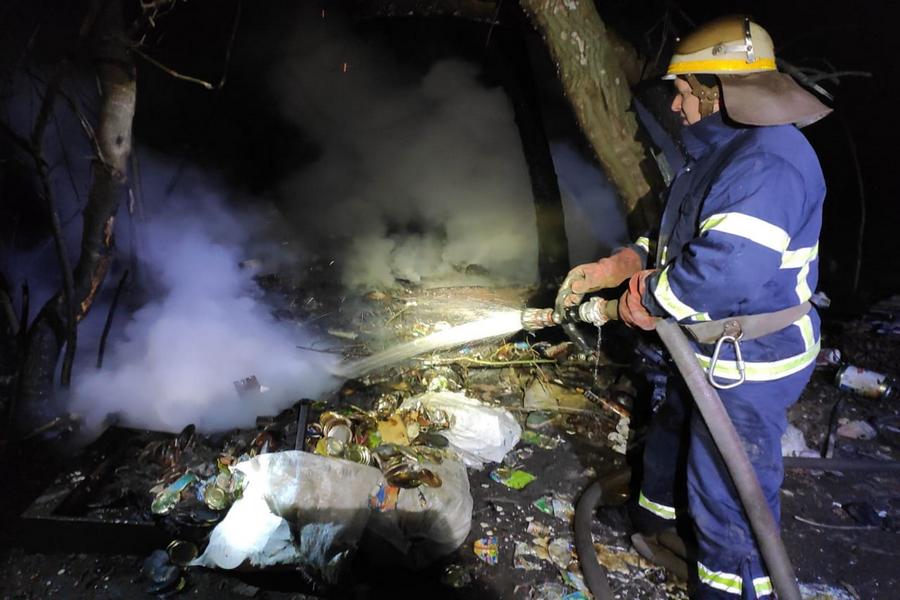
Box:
[560,16,831,599]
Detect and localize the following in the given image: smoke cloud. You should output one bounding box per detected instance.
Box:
[69,158,339,434]
[270,12,539,289]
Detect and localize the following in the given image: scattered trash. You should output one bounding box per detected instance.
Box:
[521,430,560,450]
[842,502,890,528]
[504,446,534,466]
[368,483,400,512]
[534,496,554,515]
[474,537,499,565]
[327,328,359,340]
[531,582,570,600]
[490,468,536,490]
[167,540,199,566]
[525,380,593,412]
[547,538,574,569]
[533,495,575,523]
[513,542,543,570]
[233,375,270,398]
[607,417,630,454]
[583,389,632,419]
[376,415,410,446]
[551,498,575,523]
[809,291,832,309]
[151,472,198,515]
[867,295,900,337]
[527,521,552,537]
[531,538,551,561]
[816,347,842,369]
[594,544,649,573]
[560,568,590,596]
[441,563,471,588]
[836,419,878,440]
[798,582,859,600]
[142,549,185,596]
[782,424,819,458]
[526,411,556,430]
[834,365,894,399]
[874,415,900,447]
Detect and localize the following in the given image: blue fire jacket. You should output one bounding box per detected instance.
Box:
[631,112,825,382]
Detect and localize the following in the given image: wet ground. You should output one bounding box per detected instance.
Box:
[1,289,898,599]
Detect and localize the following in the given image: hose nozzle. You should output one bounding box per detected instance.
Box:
[521,307,559,331]
[522,298,618,331]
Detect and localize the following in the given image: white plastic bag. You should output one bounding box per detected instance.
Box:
[365,456,472,569]
[192,449,474,578]
[192,451,382,582]
[400,391,521,468]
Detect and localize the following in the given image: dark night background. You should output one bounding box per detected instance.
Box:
[1,2,899,598]
[2,0,896,305]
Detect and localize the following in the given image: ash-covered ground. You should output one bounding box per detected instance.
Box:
[1,282,898,600]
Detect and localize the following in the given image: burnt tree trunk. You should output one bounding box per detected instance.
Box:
[487,19,570,285]
[520,0,664,236]
[18,0,136,415]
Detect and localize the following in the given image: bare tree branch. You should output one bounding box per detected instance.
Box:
[0,67,81,389]
[97,270,128,369]
[128,0,241,92]
[129,43,217,89]
[215,0,242,90]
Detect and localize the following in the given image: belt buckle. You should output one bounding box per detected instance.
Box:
[707,320,745,390]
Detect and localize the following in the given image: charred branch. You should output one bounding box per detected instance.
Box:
[97,270,129,370]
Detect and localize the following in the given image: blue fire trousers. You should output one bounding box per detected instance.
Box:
[639,363,814,599]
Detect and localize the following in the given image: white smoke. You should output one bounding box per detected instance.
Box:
[270,12,539,289]
[70,159,339,433]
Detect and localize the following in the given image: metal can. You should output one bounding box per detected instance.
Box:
[835,365,894,399]
[344,443,372,465]
[321,412,353,445]
[204,485,228,511]
[167,540,199,566]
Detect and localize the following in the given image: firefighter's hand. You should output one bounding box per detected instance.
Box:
[559,261,611,308]
[558,248,644,308]
[619,269,658,331]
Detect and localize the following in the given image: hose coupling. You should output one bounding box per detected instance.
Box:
[575,297,612,327]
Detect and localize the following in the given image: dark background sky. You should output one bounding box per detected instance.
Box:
[2,0,896,306]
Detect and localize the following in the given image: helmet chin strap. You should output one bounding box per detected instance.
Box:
[685,74,720,118]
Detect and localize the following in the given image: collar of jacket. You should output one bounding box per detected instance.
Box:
[679,112,742,160]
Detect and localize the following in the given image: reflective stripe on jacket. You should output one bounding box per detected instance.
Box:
[642,112,826,381]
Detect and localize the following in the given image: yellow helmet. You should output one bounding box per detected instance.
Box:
[664,16,776,79]
[663,15,832,127]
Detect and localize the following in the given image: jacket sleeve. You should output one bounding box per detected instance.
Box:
[619,233,653,269]
[643,153,805,321]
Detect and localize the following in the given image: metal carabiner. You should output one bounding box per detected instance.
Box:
[707,320,746,390]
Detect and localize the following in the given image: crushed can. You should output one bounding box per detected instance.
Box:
[834,365,894,399]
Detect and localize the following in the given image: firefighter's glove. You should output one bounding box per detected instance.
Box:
[559,247,643,308]
[619,269,658,331]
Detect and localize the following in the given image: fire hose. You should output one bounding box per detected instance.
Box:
[521,300,803,600]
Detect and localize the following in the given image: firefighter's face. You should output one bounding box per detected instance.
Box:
[672,78,702,125]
